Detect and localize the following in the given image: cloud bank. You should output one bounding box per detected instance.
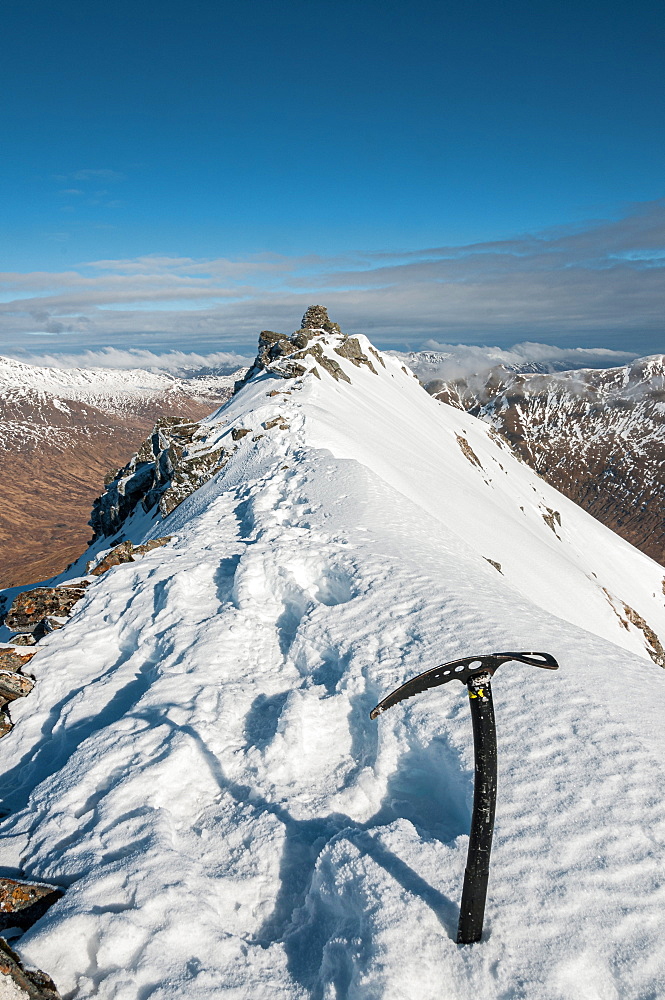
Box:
[6,347,251,375]
[1,199,663,357]
[391,342,639,384]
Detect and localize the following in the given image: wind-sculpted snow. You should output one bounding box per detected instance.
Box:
[1,326,665,999]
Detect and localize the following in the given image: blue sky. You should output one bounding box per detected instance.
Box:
[1,0,664,357]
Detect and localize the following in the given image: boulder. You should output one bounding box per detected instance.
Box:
[90,537,172,577]
[5,585,89,633]
[0,671,34,705]
[0,878,63,933]
[0,650,35,673]
[0,938,61,998]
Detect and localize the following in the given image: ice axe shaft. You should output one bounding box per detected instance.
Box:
[458,672,496,944]
[370,651,558,945]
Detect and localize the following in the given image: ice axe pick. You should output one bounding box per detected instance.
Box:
[370,650,559,944]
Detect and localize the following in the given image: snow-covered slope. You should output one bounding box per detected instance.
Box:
[0,355,241,451]
[426,356,665,565]
[1,314,665,999]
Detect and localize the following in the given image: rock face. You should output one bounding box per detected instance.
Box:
[0,355,241,588]
[428,356,665,566]
[90,416,229,539]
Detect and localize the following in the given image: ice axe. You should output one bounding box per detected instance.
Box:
[370,650,559,944]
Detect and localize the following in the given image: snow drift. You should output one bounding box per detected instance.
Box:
[1,312,665,999]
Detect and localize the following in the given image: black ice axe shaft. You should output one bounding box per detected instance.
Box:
[370,650,559,945]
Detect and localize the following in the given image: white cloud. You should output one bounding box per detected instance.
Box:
[0,199,662,356]
[3,346,251,375]
[392,341,639,383]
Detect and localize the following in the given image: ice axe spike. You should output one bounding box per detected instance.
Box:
[369,650,559,945]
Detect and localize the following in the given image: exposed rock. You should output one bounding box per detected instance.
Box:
[622,603,665,668]
[0,879,63,934]
[0,938,61,998]
[368,345,386,368]
[603,588,665,667]
[286,344,350,383]
[299,305,342,335]
[231,428,251,441]
[542,507,562,534]
[89,540,134,574]
[455,434,483,469]
[0,650,35,673]
[5,585,89,634]
[334,337,377,374]
[6,636,36,648]
[90,415,229,537]
[0,642,37,739]
[484,558,503,574]
[0,671,34,705]
[89,537,172,576]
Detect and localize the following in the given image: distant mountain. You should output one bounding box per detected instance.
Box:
[0,356,244,587]
[425,355,665,565]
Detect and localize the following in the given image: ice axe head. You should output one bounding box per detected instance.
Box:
[369,651,558,719]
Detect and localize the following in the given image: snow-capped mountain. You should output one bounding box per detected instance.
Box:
[0,356,243,588]
[425,356,665,566]
[1,309,664,999]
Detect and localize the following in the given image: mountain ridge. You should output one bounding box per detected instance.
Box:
[1,310,665,998]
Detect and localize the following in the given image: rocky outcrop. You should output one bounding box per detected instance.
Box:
[235,306,378,387]
[0,938,61,998]
[5,584,90,634]
[90,417,229,538]
[89,537,172,576]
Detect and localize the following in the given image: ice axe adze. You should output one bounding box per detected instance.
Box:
[369,650,559,944]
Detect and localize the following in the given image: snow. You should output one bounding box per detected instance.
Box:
[0,354,241,420]
[1,332,665,998]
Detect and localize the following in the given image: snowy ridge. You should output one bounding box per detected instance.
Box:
[1,318,665,998]
[0,355,238,406]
